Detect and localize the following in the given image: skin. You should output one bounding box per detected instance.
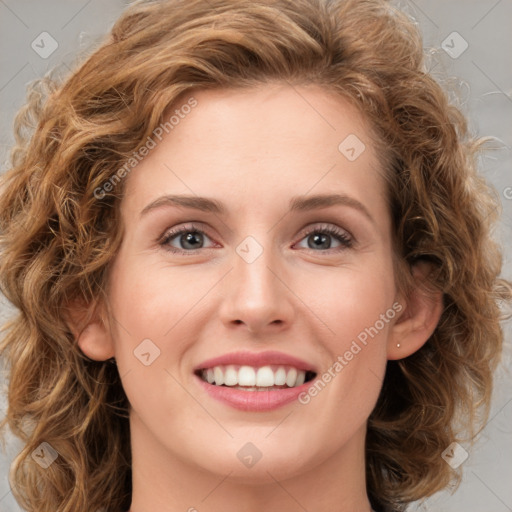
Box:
[72,82,443,512]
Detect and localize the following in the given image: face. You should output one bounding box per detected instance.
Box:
[104,83,400,482]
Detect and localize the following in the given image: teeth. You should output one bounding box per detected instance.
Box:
[256,366,274,387]
[295,370,306,386]
[274,367,287,385]
[230,385,293,392]
[239,366,256,386]
[224,365,238,386]
[200,364,309,388]
[285,368,297,387]
[213,367,224,386]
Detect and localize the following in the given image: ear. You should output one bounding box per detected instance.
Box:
[387,259,443,360]
[64,298,115,361]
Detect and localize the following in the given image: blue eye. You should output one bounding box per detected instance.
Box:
[159,223,216,254]
[159,222,353,254]
[294,224,353,251]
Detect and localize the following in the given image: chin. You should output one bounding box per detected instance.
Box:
[186,434,319,483]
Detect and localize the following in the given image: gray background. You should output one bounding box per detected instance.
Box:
[0,1,511,511]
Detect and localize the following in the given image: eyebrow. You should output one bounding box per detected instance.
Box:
[140,193,375,224]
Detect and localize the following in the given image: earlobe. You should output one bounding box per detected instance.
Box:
[65,299,115,361]
[387,260,444,360]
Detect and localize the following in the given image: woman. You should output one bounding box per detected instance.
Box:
[0,0,510,511]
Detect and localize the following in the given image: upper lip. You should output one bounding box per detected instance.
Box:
[194,350,318,373]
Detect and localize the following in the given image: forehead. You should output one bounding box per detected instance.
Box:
[121,83,388,221]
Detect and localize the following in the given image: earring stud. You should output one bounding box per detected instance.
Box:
[396,343,401,348]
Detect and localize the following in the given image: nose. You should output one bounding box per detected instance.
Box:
[218,240,295,335]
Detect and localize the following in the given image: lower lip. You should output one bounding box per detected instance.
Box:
[194,374,313,411]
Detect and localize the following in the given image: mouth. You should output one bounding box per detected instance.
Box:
[193,350,319,410]
[194,364,317,391]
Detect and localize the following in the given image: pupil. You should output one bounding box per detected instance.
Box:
[309,233,330,250]
[181,231,203,249]
[179,232,332,250]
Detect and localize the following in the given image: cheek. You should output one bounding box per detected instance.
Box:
[303,258,395,339]
[106,253,223,387]
[109,253,206,336]
[106,255,198,415]
[296,254,395,408]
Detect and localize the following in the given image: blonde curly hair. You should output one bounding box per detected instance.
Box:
[1,0,511,511]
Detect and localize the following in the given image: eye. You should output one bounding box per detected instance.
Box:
[159,223,217,254]
[294,224,353,252]
[158,222,354,255]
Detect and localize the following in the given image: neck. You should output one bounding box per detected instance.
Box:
[127,411,373,512]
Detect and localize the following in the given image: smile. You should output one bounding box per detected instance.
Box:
[193,350,319,411]
[195,364,317,390]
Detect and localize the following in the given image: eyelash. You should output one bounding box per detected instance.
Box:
[158,222,354,255]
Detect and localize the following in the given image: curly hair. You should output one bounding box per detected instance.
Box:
[0,0,511,511]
